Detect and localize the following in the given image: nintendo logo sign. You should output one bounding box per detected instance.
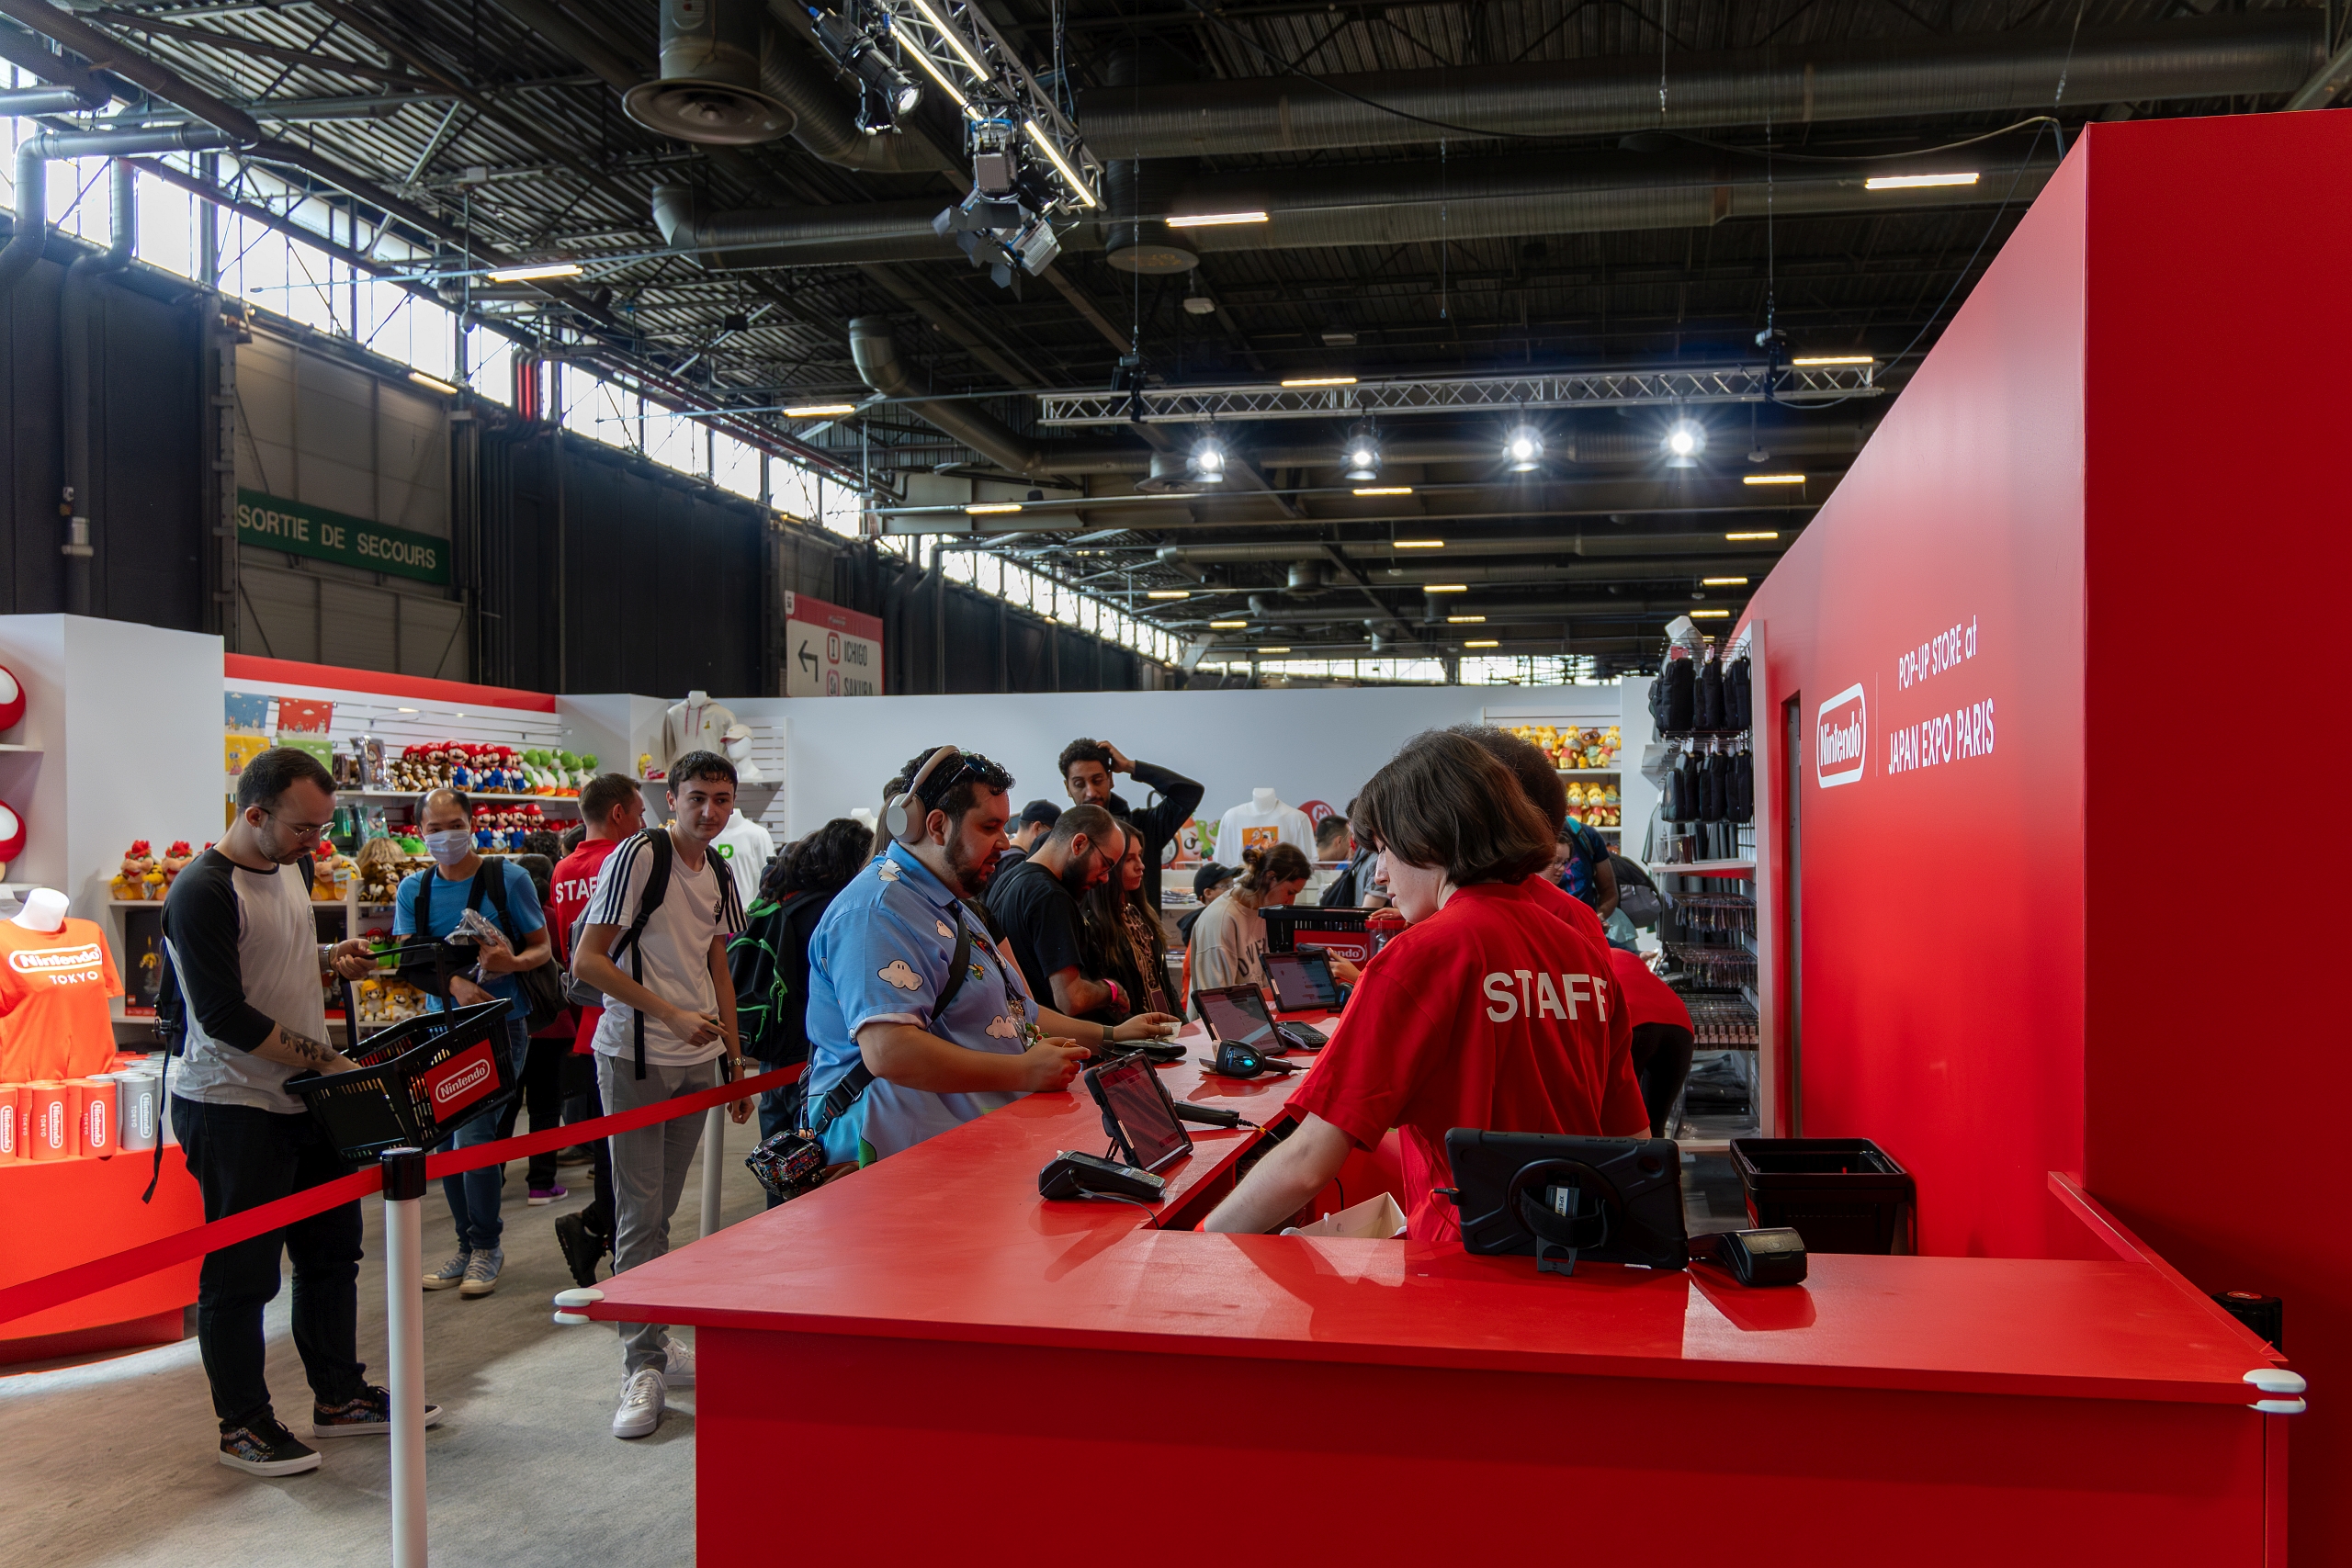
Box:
[420,1041,499,1122]
[1815,683,1869,788]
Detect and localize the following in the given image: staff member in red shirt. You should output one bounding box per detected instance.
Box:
[1452,724,1607,949]
[1609,945,1695,1138]
[548,773,646,1287]
[1205,731,1647,1240]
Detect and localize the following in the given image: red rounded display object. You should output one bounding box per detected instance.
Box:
[0,799,23,865]
[0,664,20,732]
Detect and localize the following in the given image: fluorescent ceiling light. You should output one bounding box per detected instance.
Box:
[1865,171,1979,190]
[1393,539,1445,549]
[1146,590,1191,600]
[1702,576,1751,586]
[1690,609,1733,618]
[1422,583,1468,593]
[407,371,459,395]
[1353,486,1412,497]
[1725,531,1781,541]
[1167,211,1268,229]
[1258,646,1292,653]
[784,402,857,417]
[1791,355,1876,367]
[485,261,582,282]
[1743,473,1807,486]
[1281,375,1356,388]
[908,0,990,78]
[899,39,969,108]
[1463,639,1500,648]
[966,502,1023,515]
[1209,619,1248,628]
[1023,118,1100,209]
[1446,615,1486,624]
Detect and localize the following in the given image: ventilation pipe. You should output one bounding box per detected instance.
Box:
[1101,45,1200,276]
[2,125,233,302]
[62,159,133,615]
[1078,13,2321,159]
[847,316,1148,479]
[624,0,794,143]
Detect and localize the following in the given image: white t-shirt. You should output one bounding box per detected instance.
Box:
[584,831,745,1066]
[1216,798,1316,863]
[710,809,775,912]
[164,850,331,1113]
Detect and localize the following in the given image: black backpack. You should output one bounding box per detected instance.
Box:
[1696,652,1724,731]
[1724,654,1752,731]
[1732,751,1754,824]
[1660,656,1695,733]
[728,889,835,1068]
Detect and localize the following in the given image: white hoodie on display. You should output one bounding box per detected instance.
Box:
[711,808,775,912]
[1215,788,1316,864]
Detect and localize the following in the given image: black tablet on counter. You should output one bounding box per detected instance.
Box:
[1265,949,1341,1012]
[1083,1054,1193,1174]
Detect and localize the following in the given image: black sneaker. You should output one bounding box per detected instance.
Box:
[313,1384,445,1438]
[555,1145,594,1167]
[554,1212,607,1291]
[219,1416,321,1476]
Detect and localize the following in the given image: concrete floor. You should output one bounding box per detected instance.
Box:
[0,1119,772,1568]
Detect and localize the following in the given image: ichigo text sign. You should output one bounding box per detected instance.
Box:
[784,592,884,698]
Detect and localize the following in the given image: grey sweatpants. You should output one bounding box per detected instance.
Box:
[595,1053,718,1378]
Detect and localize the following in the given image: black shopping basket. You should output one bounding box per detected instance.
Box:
[289,998,515,1160]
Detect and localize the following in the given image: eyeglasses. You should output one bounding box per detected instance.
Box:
[265,809,332,843]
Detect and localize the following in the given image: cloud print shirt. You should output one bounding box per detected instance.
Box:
[803,840,1042,1164]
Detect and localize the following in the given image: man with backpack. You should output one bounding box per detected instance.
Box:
[546,773,647,1288]
[393,786,552,1299]
[571,750,752,1440]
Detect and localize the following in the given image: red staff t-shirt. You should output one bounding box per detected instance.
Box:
[1609,945,1692,1032]
[1517,872,1608,946]
[1289,881,1647,1242]
[548,836,618,1054]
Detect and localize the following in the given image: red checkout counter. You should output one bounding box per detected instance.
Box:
[590,1016,2290,1565]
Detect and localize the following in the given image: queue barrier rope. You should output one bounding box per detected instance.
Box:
[0,1062,802,1329]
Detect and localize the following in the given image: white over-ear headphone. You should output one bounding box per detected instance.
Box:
[882,747,960,843]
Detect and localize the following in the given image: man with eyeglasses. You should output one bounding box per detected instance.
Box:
[162,746,444,1479]
[801,745,1181,1172]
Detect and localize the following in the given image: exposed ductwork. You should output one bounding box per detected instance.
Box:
[1227,595,1725,625]
[1159,536,1788,567]
[648,147,2048,269]
[624,0,793,143]
[1077,13,2322,160]
[0,19,121,107]
[847,317,1148,480]
[2,125,234,300]
[1101,45,1201,276]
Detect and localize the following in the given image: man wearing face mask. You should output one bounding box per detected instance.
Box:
[802,747,1180,1175]
[984,803,1127,1023]
[392,787,551,1298]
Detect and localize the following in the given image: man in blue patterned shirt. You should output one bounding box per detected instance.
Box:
[803,746,1180,1166]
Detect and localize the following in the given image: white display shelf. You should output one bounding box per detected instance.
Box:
[0,742,40,753]
[344,788,582,810]
[1645,859,1756,877]
[1555,766,1622,777]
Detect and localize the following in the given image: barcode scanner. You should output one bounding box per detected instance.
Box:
[1203,1039,1297,1078]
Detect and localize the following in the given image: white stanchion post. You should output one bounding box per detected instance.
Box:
[700,1105,725,1238]
[380,1147,429,1568]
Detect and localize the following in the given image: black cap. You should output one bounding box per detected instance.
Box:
[1018,799,1062,830]
[1193,861,1236,900]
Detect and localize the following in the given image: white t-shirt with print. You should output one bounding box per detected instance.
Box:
[584,831,744,1066]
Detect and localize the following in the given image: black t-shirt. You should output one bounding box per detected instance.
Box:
[984,857,1093,1016]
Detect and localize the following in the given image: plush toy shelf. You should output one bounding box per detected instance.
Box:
[342,789,582,810]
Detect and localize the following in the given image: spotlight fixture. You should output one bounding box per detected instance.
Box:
[1865,171,1978,190]
[485,261,582,283]
[1662,418,1706,468]
[1209,619,1248,628]
[1146,590,1191,600]
[810,9,923,131]
[1188,434,1228,483]
[1463,639,1499,648]
[407,371,459,395]
[1503,426,1544,471]
[1281,375,1356,389]
[1166,210,1269,229]
[1340,421,1383,482]
[1742,473,1806,486]
[784,402,858,417]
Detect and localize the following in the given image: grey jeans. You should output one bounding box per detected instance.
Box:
[594,1053,717,1378]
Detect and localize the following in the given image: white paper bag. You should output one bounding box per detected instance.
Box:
[1283,1191,1408,1239]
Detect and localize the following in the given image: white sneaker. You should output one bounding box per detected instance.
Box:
[612,1368,665,1439]
[662,1339,693,1388]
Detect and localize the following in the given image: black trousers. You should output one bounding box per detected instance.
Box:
[497,1034,574,1189]
[172,1096,368,1429]
[560,1053,615,1241]
[1629,1022,1697,1140]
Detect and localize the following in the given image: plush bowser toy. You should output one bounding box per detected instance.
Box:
[113,840,157,900]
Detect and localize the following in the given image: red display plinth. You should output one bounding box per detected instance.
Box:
[1739,108,2346,1563]
[0,1147,202,1362]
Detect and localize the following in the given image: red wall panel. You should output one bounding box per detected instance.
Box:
[1745,145,2095,1264]
[2079,111,2352,1568]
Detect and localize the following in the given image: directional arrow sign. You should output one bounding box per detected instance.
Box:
[798,640,820,676]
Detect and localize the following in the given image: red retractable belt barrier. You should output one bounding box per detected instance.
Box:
[0,1064,801,1327]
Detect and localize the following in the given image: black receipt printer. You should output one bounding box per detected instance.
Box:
[1692,1227,1808,1286]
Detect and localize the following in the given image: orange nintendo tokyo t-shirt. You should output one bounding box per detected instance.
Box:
[0,919,125,1082]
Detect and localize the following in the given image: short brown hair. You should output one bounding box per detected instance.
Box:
[1448,723,1566,828]
[1354,730,1556,886]
[237,745,334,810]
[579,773,639,828]
[1044,802,1117,852]
[1235,841,1312,895]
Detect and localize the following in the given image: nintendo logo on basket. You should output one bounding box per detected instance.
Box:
[1815,683,1869,788]
[421,1042,499,1121]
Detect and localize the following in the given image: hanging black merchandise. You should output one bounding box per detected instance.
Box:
[1696,649,1725,731]
[1732,750,1755,824]
[1724,654,1753,731]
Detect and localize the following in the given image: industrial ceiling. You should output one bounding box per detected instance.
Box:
[4,0,2341,672]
